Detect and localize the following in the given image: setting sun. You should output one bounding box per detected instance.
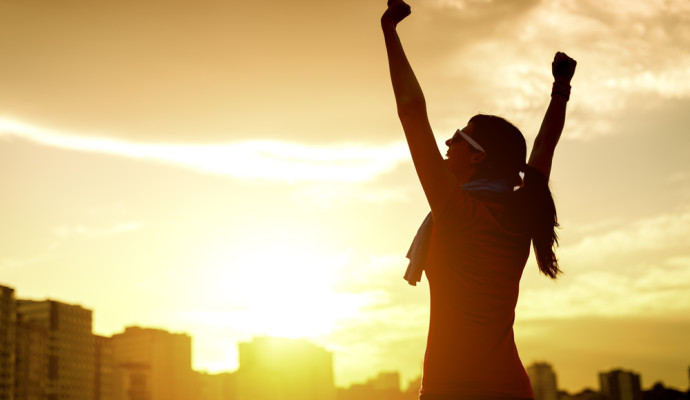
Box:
[207,242,356,339]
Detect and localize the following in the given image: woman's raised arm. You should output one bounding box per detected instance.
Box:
[382,0,458,215]
[528,52,577,180]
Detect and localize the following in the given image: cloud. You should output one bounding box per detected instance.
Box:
[425,0,690,139]
[665,171,690,184]
[518,206,690,320]
[325,252,430,349]
[518,256,690,319]
[0,253,56,271]
[433,0,494,11]
[560,209,690,268]
[522,0,690,101]
[0,116,409,183]
[289,183,414,210]
[51,221,145,239]
[320,252,430,386]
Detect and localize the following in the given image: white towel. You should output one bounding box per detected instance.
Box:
[404,212,432,286]
[402,178,513,286]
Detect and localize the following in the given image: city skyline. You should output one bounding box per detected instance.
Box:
[2,282,689,397]
[2,0,690,392]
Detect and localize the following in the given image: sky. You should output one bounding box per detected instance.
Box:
[2,0,690,393]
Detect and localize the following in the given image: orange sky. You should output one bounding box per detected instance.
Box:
[2,0,690,392]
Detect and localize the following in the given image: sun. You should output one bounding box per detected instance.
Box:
[213,241,356,340]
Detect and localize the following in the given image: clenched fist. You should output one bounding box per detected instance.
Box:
[381,0,411,28]
[552,52,577,84]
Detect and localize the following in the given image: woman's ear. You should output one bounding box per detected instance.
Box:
[469,151,487,165]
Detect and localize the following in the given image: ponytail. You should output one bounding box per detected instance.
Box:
[467,114,561,278]
[516,165,561,279]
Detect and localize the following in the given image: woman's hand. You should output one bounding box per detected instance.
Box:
[381,0,411,29]
[552,52,577,84]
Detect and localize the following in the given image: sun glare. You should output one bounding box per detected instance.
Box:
[211,242,358,340]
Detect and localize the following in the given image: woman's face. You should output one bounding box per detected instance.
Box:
[446,124,472,153]
[445,122,486,180]
[446,123,473,163]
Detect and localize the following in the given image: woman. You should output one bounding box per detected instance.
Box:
[381,1,577,399]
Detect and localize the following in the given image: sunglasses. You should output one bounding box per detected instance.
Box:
[450,129,485,152]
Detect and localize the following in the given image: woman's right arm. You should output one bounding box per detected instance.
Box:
[382,0,457,215]
[528,52,577,180]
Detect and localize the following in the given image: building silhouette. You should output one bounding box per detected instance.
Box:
[95,335,115,400]
[561,388,603,400]
[193,371,237,400]
[404,375,422,399]
[235,336,335,400]
[113,362,152,400]
[337,371,412,400]
[7,281,690,400]
[110,326,194,400]
[15,314,49,400]
[527,362,559,400]
[599,369,643,400]
[0,285,16,400]
[17,299,95,400]
[643,381,689,400]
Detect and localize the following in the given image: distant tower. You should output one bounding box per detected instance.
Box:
[236,336,336,400]
[17,299,95,400]
[527,362,559,400]
[95,335,115,400]
[110,326,194,400]
[599,369,642,400]
[0,285,17,400]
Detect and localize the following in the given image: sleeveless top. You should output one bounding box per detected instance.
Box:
[420,185,533,399]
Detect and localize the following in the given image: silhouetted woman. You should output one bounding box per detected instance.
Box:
[381,1,577,399]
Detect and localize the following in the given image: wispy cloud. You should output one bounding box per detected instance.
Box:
[323,252,429,385]
[0,253,56,271]
[519,208,690,319]
[51,221,145,239]
[518,256,690,319]
[432,0,497,11]
[0,117,409,183]
[289,183,414,210]
[560,209,690,268]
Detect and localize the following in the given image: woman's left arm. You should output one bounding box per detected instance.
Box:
[528,52,577,180]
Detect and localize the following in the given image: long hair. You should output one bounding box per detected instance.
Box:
[517,165,561,278]
[469,114,561,279]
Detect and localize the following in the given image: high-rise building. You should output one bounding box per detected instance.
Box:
[193,371,236,400]
[337,371,404,400]
[95,335,115,400]
[236,336,336,400]
[110,326,194,400]
[111,362,152,400]
[526,362,559,400]
[0,285,17,400]
[599,369,642,400]
[17,299,95,400]
[14,315,49,400]
[368,371,400,393]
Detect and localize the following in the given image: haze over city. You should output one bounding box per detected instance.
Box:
[1,0,689,392]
